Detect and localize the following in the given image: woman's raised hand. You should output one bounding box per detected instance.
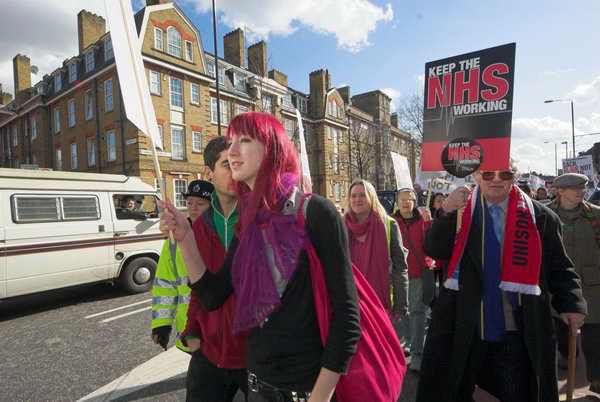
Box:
[158,198,191,242]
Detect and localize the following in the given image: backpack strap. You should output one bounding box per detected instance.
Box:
[297,193,313,230]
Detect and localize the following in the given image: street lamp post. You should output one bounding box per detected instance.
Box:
[561,141,568,159]
[544,141,557,176]
[544,99,575,157]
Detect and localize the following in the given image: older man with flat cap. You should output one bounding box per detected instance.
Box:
[549,172,600,394]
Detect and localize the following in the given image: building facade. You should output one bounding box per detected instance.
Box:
[0,0,417,209]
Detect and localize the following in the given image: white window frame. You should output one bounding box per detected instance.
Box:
[87,136,96,166]
[284,119,293,138]
[104,79,113,111]
[104,38,114,60]
[298,97,308,113]
[234,73,245,91]
[190,83,200,105]
[304,125,310,144]
[235,104,248,116]
[335,183,341,202]
[174,178,188,208]
[56,148,62,170]
[283,93,292,108]
[169,77,183,110]
[329,182,334,197]
[84,90,93,120]
[328,155,333,168]
[70,143,78,170]
[54,107,61,133]
[85,52,95,73]
[327,126,332,140]
[167,26,182,58]
[54,74,62,92]
[185,40,193,62]
[68,63,77,83]
[156,125,163,149]
[210,98,228,125]
[31,115,37,140]
[218,67,225,85]
[154,27,163,51]
[341,182,346,196]
[149,71,161,95]
[107,130,116,162]
[334,155,339,174]
[171,126,185,160]
[262,94,273,114]
[207,63,215,78]
[68,99,76,127]
[192,131,202,152]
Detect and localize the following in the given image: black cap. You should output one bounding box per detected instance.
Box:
[183,180,214,201]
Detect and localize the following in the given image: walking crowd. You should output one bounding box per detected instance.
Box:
[151,111,597,401]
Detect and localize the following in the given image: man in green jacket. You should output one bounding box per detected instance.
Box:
[549,172,600,394]
[150,180,213,352]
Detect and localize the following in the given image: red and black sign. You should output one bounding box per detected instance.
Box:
[422,43,516,177]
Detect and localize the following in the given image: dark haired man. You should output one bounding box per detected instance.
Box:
[417,159,587,401]
[180,136,248,401]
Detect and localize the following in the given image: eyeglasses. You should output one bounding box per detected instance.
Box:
[480,171,515,181]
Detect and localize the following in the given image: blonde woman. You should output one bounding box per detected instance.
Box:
[344,180,409,321]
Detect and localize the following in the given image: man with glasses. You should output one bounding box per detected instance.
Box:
[548,173,600,394]
[416,159,587,402]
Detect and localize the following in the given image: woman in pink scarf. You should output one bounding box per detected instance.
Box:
[344,180,408,321]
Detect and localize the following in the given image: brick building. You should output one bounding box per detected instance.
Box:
[0,0,417,208]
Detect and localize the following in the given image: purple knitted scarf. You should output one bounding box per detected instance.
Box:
[231,174,308,332]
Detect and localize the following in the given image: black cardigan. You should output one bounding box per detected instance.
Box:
[190,195,361,391]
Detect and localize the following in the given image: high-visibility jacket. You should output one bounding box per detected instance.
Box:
[151,239,191,352]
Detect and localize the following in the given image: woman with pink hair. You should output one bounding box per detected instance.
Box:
[159,112,360,401]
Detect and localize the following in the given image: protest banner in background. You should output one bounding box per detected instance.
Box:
[390,152,413,190]
[422,43,516,177]
[562,155,598,186]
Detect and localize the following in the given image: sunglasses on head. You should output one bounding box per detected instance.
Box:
[480,171,515,181]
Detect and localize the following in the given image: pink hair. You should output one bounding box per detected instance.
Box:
[226,111,300,233]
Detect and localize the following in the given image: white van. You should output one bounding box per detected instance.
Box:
[0,168,165,299]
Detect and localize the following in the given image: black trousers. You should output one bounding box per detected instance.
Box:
[186,350,248,402]
[554,318,600,381]
[457,331,533,402]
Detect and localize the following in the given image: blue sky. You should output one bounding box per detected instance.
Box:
[2,0,599,176]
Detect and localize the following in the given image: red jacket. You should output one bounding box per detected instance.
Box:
[180,213,247,369]
[392,209,433,279]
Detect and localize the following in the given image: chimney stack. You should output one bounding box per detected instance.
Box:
[77,10,106,53]
[309,69,330,119]
[268,70,288,87]
[248,41,267,77]
[223,28,245,68]
[390,112,399,128]
[339,86,351,105]
[0,83,13,106]
[13,54,32,103]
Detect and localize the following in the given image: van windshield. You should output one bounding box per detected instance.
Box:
[114,194,159,220]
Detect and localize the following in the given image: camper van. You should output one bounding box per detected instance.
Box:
[0,168,165,299]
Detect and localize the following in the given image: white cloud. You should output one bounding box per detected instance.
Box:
[381,87,401,110]
[186,0,393,52]
[538,69,574,78]
[567,75,600,105]
[0,0,107,95]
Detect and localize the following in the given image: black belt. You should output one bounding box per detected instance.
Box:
[247,372,311,401]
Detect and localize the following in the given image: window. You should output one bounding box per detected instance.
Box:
[24,118,28,137]
[192,131,202,152]
[207,63,215,78]
[328,155,333,168]
[69,64,77,83]
[304,125,310,144]
[31,116,37,140]
[234,73,245,91]
[85,52,95,73]
[185,40,193,62]
[283,93,292,108]
[105,38,114,60]
[210,98,228,125]
[11,195,101,223]
[174,179,187,208]
[298,97,308,113]
[167,26,182,58]
[70,143,77,170]
[334,155,339,173]
[235,105,248,116]
[156,125,163,149]
[54,107,61,133]
[169,77,183,109]
[335,183,341,202]
[62,197,100,220]
[341,182,346,196]
[56,148,62,170]
[329,182,334,197]
[284,120,293,138]
[262,94,273,114]
[327,127,332,140]
[87,137,96,166]
[171,126,185,159]
[12,126,18,147]
[104,79,113,111]
[68,99,76,127]
[107,130,116,162]
[150,71,161,95]
[85,90,93,120]
[154,27,163,51]
[190,83,200,105]
[218,67,225,85]
[54,74,62,92]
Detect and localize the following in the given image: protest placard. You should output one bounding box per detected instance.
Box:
[390,152,413,190]
[562,155,598,186]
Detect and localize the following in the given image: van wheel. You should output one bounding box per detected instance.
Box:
[120,257,156,293]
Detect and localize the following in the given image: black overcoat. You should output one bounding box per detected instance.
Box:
[416,200,587,402]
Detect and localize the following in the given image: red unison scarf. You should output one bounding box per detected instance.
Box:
[345,211,391,311]
[445,185,542,295]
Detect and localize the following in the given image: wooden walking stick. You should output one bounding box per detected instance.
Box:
[566,322,577,402]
